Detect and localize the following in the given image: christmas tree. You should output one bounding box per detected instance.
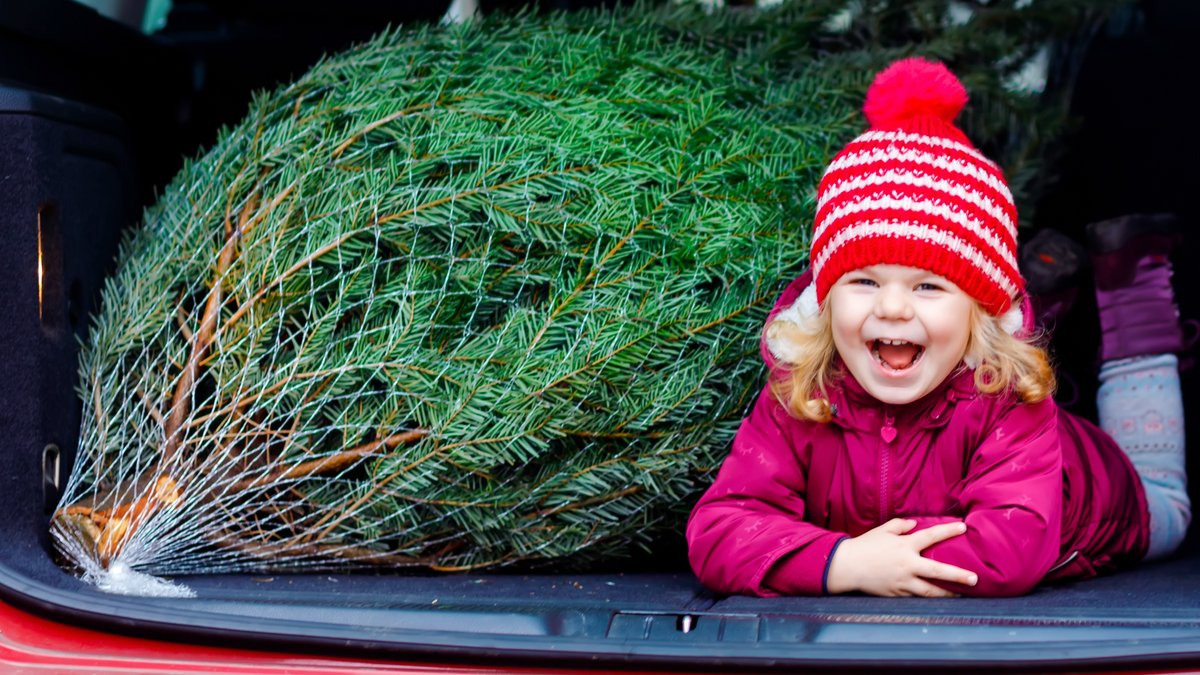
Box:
[51,0,1116,594]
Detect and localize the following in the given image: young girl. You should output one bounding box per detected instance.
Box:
[686,58,1191,598]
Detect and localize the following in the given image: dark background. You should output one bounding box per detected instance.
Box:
[1033,1,1198,440]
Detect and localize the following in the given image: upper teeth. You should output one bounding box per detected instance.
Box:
[878,339,910,345]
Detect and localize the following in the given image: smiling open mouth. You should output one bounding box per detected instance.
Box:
[871,338,926,371]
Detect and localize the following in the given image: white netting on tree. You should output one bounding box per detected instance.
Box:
[50,8,834,589]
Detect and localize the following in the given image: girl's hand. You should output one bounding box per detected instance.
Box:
[825,518,978,597]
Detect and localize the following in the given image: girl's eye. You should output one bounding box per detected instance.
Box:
[848,278,877,287]
[916,282,942,292]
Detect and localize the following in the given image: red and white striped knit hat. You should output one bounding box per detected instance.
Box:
[810,57,1023,317]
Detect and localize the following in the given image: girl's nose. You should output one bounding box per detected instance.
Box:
[874,284,914,320]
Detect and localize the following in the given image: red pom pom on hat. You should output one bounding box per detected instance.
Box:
[863,57,968,129]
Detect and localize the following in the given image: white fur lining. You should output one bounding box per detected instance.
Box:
[778,283,819,325]
[999,301,1024,336]
[766,284,819,363]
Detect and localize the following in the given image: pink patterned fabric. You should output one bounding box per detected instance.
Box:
[686,272,1150,597]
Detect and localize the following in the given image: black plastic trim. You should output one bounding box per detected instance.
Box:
[3,562,1200,672]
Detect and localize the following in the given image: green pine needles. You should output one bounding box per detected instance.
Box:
[51,0,1115,587]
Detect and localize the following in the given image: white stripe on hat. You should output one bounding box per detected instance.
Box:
[812,220,1020,299]
[817,169,1016,235]
[824,145,1015,207]
[856,129,999,169]
[813,195,1018,272]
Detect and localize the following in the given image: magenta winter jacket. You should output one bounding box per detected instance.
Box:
[687,271,1150,598]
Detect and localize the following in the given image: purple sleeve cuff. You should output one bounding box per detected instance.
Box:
[822,536,849,594]
[761,532,849,596]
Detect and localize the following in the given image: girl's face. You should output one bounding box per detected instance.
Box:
[827,264,973,406]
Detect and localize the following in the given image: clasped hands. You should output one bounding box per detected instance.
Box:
[825,518,978,597]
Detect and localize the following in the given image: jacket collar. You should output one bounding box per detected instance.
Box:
[824,361,977,431]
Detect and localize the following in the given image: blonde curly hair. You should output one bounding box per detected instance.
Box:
[765,296,1056,423]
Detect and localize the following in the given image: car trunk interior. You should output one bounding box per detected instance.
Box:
[2,0,1199,670]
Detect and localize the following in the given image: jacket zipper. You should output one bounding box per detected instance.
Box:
[880,408,896,523]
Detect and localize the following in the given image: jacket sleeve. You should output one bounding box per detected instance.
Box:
[686,384,847,596]
[909,397,1063,597]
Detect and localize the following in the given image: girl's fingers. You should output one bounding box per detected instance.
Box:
[911,521,967,548]
[920,561,978,587]
[880,518,917,535]
[906,580,960,598]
